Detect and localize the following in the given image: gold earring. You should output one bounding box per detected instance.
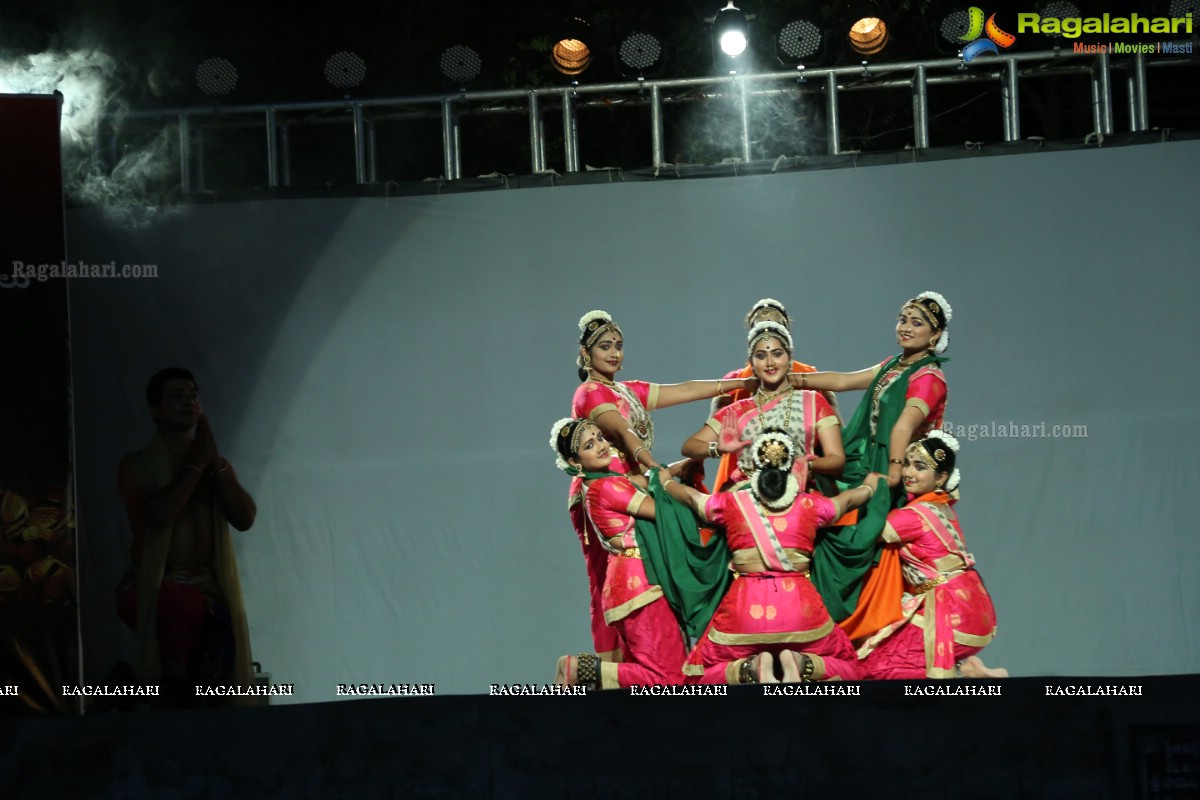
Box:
[583,353,592,369]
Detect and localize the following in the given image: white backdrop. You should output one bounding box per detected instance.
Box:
[68,140,1200,702]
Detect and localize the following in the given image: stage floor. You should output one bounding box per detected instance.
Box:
[3,675,1198,798]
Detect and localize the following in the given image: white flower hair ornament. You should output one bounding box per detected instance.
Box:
[747,321,793,354]
[751,430,797,472]
[925,429,960,453]
[914,291,953,355]
[749,430,803,511]
[914,291,953,324]
[925,430,961,492]
[549,417,579,474]
[578,310,612,333]
[751,298,787,315]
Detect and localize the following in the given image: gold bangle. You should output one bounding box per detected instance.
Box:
[716,379,724,396]
[215,459,230,474]
[889,458,903,466]
[632,446,648,462]
[185,464,205,476]
[860,483,874,498]
[707,440,719,459]
[801,373,808,389]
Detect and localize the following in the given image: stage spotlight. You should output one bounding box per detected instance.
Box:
[440,44,483,86]
[844,2,889,57]
[194,57,238,97]
[715,2,749,57]
[324,51,366,90]
[616,31,664,77]
[1169,0,1200,20]
[777,18,824,64]
[938,9,973,48]
[1037,1,1080,39]
[551,17,592,77]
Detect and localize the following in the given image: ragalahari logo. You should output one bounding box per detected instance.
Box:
[959,8,1017,62]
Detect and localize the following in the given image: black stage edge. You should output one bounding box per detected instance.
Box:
[3,676,1199,798]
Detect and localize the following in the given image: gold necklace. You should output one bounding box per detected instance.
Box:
[894,350,931,369]
[591,372,653,447]
[588,371,618,387]
[751,387,795,443]
[754,384,793,404]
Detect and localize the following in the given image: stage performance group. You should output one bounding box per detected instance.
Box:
[550,295,1007,688]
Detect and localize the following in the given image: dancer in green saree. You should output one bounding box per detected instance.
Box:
[789,292,952,633]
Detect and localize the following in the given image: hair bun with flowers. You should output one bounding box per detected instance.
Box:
[912,291,953,354]
[748,428,802,510]
[549,417,581,474]
[577,310,612,333]
[746,298,789,328]
[924,429,961,492]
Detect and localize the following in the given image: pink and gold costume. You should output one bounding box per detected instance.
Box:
[567,379,659,661]
[583,475,688,687]
[571,379,659,467]
[568,486,623,660]
[706,389,838,489]
[713,361,816,492]
[868,359,947,440]
[858,492,997,679]
[684,490,862,683]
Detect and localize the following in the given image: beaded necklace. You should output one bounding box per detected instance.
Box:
[742,387,799,477]
[589,373,654,447]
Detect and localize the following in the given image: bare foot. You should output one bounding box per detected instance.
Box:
[554,655,574,685]
[959,655,1009,679]
[779,650,802,683]
[756,651,780,684]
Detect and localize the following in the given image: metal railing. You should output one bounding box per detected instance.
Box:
[105,47,1198,193]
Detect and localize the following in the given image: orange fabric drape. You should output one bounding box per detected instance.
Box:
[837,543,903,641]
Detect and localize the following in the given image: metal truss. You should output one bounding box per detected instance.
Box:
[104,47,1198,193]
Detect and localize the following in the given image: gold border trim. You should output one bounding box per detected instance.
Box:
[707,618,834,645]
[905,397,931,416]
[600,660,621,690]
[646,383,660,412]
[586,402,619,422]
[603,586,663,624]
[814,415,840,432]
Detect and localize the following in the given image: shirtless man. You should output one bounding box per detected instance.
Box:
[116,368,256,705]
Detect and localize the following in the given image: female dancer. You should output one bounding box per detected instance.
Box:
[568,309,753,662]
[790,291,952,627]
[857,432,1005,679]
[664,429,877,684]
[680,320,844,491]
[572,309,754,473]
[552,418,692,688]
[708,299,833,493]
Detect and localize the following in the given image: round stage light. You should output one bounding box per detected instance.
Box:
[552,39,590,75]
[195,57,238,97]
[324,51,366,90]
[715,2,750,57]
[939,10,973,44]
[848,16,888,56]
[778,19,823,62]
[440,45,482,85]
[618,32,663,74]
[552,18,592,77]
[1169,0,1200,18]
